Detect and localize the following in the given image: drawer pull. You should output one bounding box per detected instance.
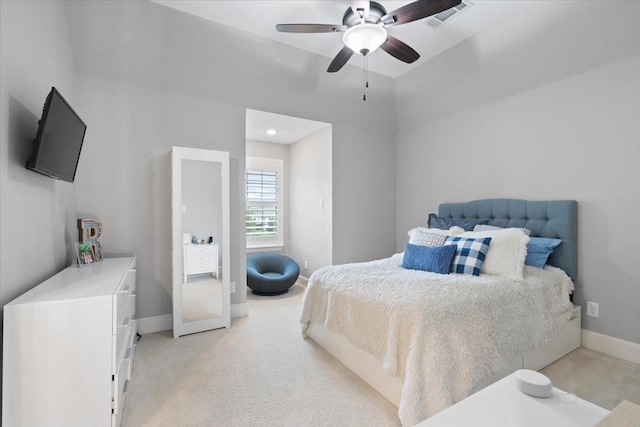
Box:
[121,316,131,328]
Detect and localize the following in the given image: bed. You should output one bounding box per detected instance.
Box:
[300,199,581,426]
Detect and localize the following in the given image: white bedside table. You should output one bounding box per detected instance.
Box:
[416,373,609,427]
[183,244,218,282]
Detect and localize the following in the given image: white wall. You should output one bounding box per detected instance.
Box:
[289,126,333,278]
[395,2,640,344]
[65,0,397,319]
[0,0,78,410]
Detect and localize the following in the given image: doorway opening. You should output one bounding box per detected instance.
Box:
[245,109,332,286]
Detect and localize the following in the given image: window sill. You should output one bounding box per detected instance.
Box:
[247,245,284,254]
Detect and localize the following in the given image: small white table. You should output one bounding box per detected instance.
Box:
[416,373,610,427]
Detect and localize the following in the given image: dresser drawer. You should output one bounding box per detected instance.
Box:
[187,258,216,268]
[128,319,138,365]
[113,295,135,374]
[113,348,131,421]
[187,260,217,271]
[186,245,216,255]
[113,267,136,334]
[185,245,217,262]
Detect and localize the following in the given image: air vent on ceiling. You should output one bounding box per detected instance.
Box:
[427,0,472,28]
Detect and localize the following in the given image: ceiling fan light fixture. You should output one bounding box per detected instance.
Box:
[343,23,387,56]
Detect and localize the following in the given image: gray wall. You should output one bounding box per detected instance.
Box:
[0,0,78,411]
[65,1,397,319]
[182,159,222,247]
[395,2,640,344]
[289,126,333,278]
[0,0,78,302]
[73,75,246,316]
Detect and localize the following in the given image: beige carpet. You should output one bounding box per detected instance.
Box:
[541,346,640,409]
[123,284,640,426]
[182,276,223,322]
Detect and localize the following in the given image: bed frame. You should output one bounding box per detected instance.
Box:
[306,199,581,408]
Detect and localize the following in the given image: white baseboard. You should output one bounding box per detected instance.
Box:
[231,302,249,318]
[137,303,250,335]
[297,275,309,288]
[137,314,172,335]
[581,329,640,364]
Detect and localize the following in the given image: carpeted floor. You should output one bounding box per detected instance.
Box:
[122,283,640,426]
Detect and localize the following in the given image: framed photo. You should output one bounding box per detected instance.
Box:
[75,242,95,266]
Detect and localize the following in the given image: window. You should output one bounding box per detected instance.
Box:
[245,157,283,248]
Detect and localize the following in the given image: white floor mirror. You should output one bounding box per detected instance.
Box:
[171,146,231,338]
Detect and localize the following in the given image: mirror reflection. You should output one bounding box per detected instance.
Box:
[172,146,230,338]
[181,159,223,323]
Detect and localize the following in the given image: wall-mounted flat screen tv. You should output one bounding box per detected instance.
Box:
[26,87,87,183]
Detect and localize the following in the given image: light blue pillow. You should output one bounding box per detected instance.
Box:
[401,243,457,275]
[445,236,492,276]
[526,237,562,268]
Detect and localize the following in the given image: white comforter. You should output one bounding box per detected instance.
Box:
[300,254,574,426]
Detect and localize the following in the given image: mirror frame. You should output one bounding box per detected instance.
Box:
[171,146,231,338]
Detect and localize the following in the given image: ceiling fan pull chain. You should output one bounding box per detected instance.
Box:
[363,55,367,101]
[366,56,369,88]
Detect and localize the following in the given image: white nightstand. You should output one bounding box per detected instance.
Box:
[416,372,609,427]
[183,244,218,282]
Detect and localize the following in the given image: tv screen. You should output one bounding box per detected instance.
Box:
[26,87,87,183]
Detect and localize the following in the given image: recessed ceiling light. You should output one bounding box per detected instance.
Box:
[266,129,277,135]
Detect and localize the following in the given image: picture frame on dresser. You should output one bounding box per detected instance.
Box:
[75,241,95,266]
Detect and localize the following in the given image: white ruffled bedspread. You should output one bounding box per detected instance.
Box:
[300,254,574,426]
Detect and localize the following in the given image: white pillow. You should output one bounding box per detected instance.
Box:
[409,229,447,247]
[460,228,530,280]
[407,226,464,239]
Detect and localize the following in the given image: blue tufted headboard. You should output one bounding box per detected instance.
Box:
[438,199,578,280]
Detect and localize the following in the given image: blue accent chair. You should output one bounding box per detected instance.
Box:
[247,253,300,296]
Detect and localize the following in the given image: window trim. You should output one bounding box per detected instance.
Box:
[245,157,284,249]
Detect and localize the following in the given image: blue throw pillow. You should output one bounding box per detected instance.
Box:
[526,237,563,268]
[445,236,492,276]
[402,243,457,275]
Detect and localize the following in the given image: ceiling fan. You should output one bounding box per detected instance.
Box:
[276,0,462,73]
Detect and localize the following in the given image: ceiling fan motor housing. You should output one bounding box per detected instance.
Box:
[342,1,387,27]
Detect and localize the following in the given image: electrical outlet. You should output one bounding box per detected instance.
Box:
[230,281,236,293]
[587,301,599,318]
[304,261,308,270]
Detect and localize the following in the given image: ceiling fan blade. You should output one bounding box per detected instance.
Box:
[276,23,346,33]
[349,0,370,20]
[327,46,354,73]
[380,35,420,63]
[379,0,461,26]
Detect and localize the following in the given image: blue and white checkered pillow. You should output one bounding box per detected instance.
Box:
[444,236,492,276]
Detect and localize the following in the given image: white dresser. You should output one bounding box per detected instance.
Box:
[183,244,218,282]
[2,257,137,427]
